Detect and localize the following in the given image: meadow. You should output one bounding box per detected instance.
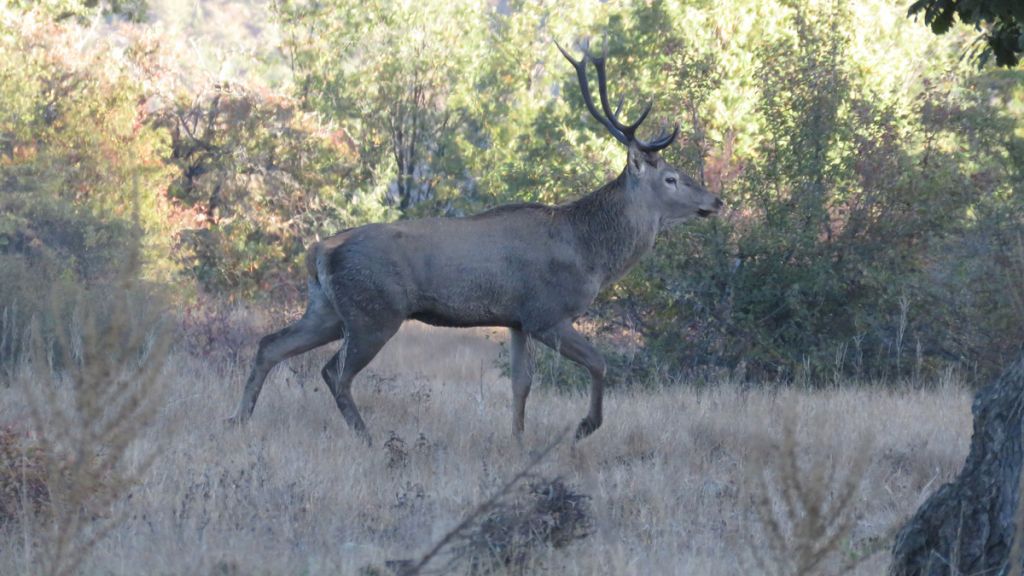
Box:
[2,3,1016,572]
[0,311,972,575]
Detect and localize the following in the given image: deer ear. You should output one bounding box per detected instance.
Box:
[627,144,646,178]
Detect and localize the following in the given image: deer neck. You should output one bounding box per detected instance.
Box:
[564,173,661,288]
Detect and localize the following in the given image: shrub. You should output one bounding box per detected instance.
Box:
[606,2,1022,384]
[162,83,391,298]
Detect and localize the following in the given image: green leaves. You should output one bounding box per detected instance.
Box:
[2,0,1021,383]
[908,0,1024,67]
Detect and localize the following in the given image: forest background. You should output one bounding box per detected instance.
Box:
[2,0,1022,386]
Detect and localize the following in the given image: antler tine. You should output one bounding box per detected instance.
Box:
[637,124,679,153]
[554,39,581,67]
[558,38,676,152]
[594,46,679,152]
[557,39,631,147]
[590,55,658,142]
[626,102,652,132]
[590,54,631,135]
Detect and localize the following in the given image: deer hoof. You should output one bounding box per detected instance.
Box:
[225,414,246,428]
[357,429,374,447]
[574,417,601,440]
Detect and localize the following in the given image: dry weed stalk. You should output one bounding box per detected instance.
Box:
[0,426,49,524]
[21,283,170,576]
[2,304,23,381]
[747,407,875,576]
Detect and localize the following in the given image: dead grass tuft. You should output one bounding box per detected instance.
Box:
[449,477,592,573]
[385,431,410,470]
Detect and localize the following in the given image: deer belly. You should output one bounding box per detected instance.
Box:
[409,301,517,328]
[410,275,519,328]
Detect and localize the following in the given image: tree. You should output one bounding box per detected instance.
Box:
[6,0,149,22]
[162,83,387,298]
[890,353,1024,575]
[275,0,485,214]
[908,0,1024,67]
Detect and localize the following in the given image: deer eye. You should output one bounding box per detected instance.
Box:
[665,177,677,185]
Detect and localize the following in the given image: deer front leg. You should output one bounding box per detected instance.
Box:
[533,321,607,440]
[510,328,535,438]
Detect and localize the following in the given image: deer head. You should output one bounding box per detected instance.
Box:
[557,40,723,226]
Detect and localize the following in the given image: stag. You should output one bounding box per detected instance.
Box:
[230,41,723,443]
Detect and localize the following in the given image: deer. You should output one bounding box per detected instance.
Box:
[229,41,724,444]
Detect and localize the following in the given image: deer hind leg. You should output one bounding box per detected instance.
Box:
[533,321,607,441]
[510,328,535,439]
[231,282,342,424]
[320,316,402,445]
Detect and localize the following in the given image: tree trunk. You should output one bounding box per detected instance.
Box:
[890,354,1024,576]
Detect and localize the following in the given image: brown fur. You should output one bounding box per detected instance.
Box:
[304,228,355,279]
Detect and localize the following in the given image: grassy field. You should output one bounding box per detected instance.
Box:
[1,315,972,575]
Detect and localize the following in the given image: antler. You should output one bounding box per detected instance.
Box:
[556,39,678,153]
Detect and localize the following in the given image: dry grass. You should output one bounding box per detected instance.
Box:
[744,407,876,575]
[0,311,973,575]
[3,286,171,576]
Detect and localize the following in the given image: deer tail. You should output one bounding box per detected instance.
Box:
[306,227,356,288]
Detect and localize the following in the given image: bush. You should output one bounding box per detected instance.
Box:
[0,11,177,372]
[162,83,391,298]
[450,478,592,573]
[5,1,1023,385]
[605,3,1023,384]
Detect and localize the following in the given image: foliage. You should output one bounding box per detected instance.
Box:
[602,1,1023,382]
[162,83,392,297]
[2,0,1022,384]
[0,14,175,282]
[0,12,176,368]
[5,0,149,23]
[276,0,486,214]
[908,0,1024,67]
[0,8,392,302]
